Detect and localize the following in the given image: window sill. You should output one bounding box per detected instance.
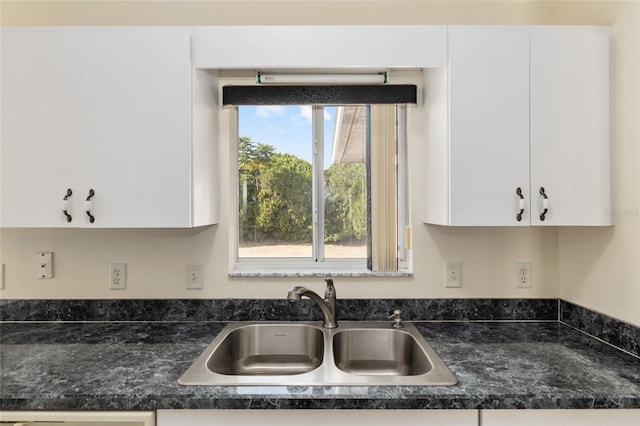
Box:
[229,269,412,278]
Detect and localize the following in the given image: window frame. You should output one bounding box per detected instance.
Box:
[228,103,411,277]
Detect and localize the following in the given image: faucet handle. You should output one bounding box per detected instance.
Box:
[389,309,404,328]
[324,278,336,298]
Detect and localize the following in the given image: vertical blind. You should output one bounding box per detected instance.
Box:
[369,105,399,272]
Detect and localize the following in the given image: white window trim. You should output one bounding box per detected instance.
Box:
[312,106,325,262]
[397,105,411,271]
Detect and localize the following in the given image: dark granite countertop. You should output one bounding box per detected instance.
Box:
[1,321,639,410]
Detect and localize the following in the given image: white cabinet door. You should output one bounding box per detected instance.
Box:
[1,28,82,227]
[447,26,530,226]
[0,27,211,228]
[483,409,640,426]
[530,27,612,226]
[157,409,478,426]
[80,27,193,227]
[0,410,155,425]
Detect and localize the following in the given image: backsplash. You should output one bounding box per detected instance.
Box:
[560,300,640,358]
[0,298,557,322]
[2,298,637,358]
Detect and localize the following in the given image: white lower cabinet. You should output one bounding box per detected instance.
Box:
[156,409,477,426]
[3,409,638,425]
[0,411,155,425]
[482,409,640,426]
[158,409,640,426]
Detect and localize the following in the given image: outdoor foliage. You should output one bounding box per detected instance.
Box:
[256,153,313,242]
[324,162,367,243]
[238,136,367,244]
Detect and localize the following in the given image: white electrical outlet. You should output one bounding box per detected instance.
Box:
[36,252,53,279]
[110,263,127,290]
[185,264,203,289]
[446,261,462,288]
[516,262,532,288]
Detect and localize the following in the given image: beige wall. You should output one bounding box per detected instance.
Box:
[547,1,640,327]
[0,1,567,27]
[0,1,638,327]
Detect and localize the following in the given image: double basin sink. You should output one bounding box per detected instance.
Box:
[179,321,457,386]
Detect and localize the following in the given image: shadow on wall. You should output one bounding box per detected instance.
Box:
[558,226,618,299]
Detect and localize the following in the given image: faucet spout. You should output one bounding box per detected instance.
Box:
[287,279,338,329]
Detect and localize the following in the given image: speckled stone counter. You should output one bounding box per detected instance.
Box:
[1,321,639,410]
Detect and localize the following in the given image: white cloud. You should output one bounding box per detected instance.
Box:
[255,105,286,119]
[294,106,332,124]
[298,106,313,124]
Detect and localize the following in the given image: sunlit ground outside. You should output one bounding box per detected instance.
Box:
[239,240,367,258]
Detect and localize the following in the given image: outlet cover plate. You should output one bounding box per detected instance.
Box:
[516,262,532,288]
[110,263,127,290]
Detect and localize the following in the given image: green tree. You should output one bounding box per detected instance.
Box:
[256,153,312,242]
[239,137,275,193]
[255,143,276,163]
[324,163,367,243]
[238,137,276,241]
[240,136,366,245]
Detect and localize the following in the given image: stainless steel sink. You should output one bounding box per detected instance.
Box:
[333,328,431,376]
[207,323,324,376]
[179,321,457,386]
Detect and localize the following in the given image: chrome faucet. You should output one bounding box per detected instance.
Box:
[287,278,338,329]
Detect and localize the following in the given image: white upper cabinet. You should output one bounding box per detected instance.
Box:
[193,26,448,69]
[1,27,218,228]
[530,27,611,226]
[424,25,611,226]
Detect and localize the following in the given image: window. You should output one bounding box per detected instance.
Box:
[226,84,414,274]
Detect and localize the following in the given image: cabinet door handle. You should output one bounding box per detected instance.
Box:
[516,187,525,222]
[62,188,73,223]
[84,189,95,223]
[539,187,549,221]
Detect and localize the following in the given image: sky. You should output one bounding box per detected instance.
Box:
[238,105,336,168]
